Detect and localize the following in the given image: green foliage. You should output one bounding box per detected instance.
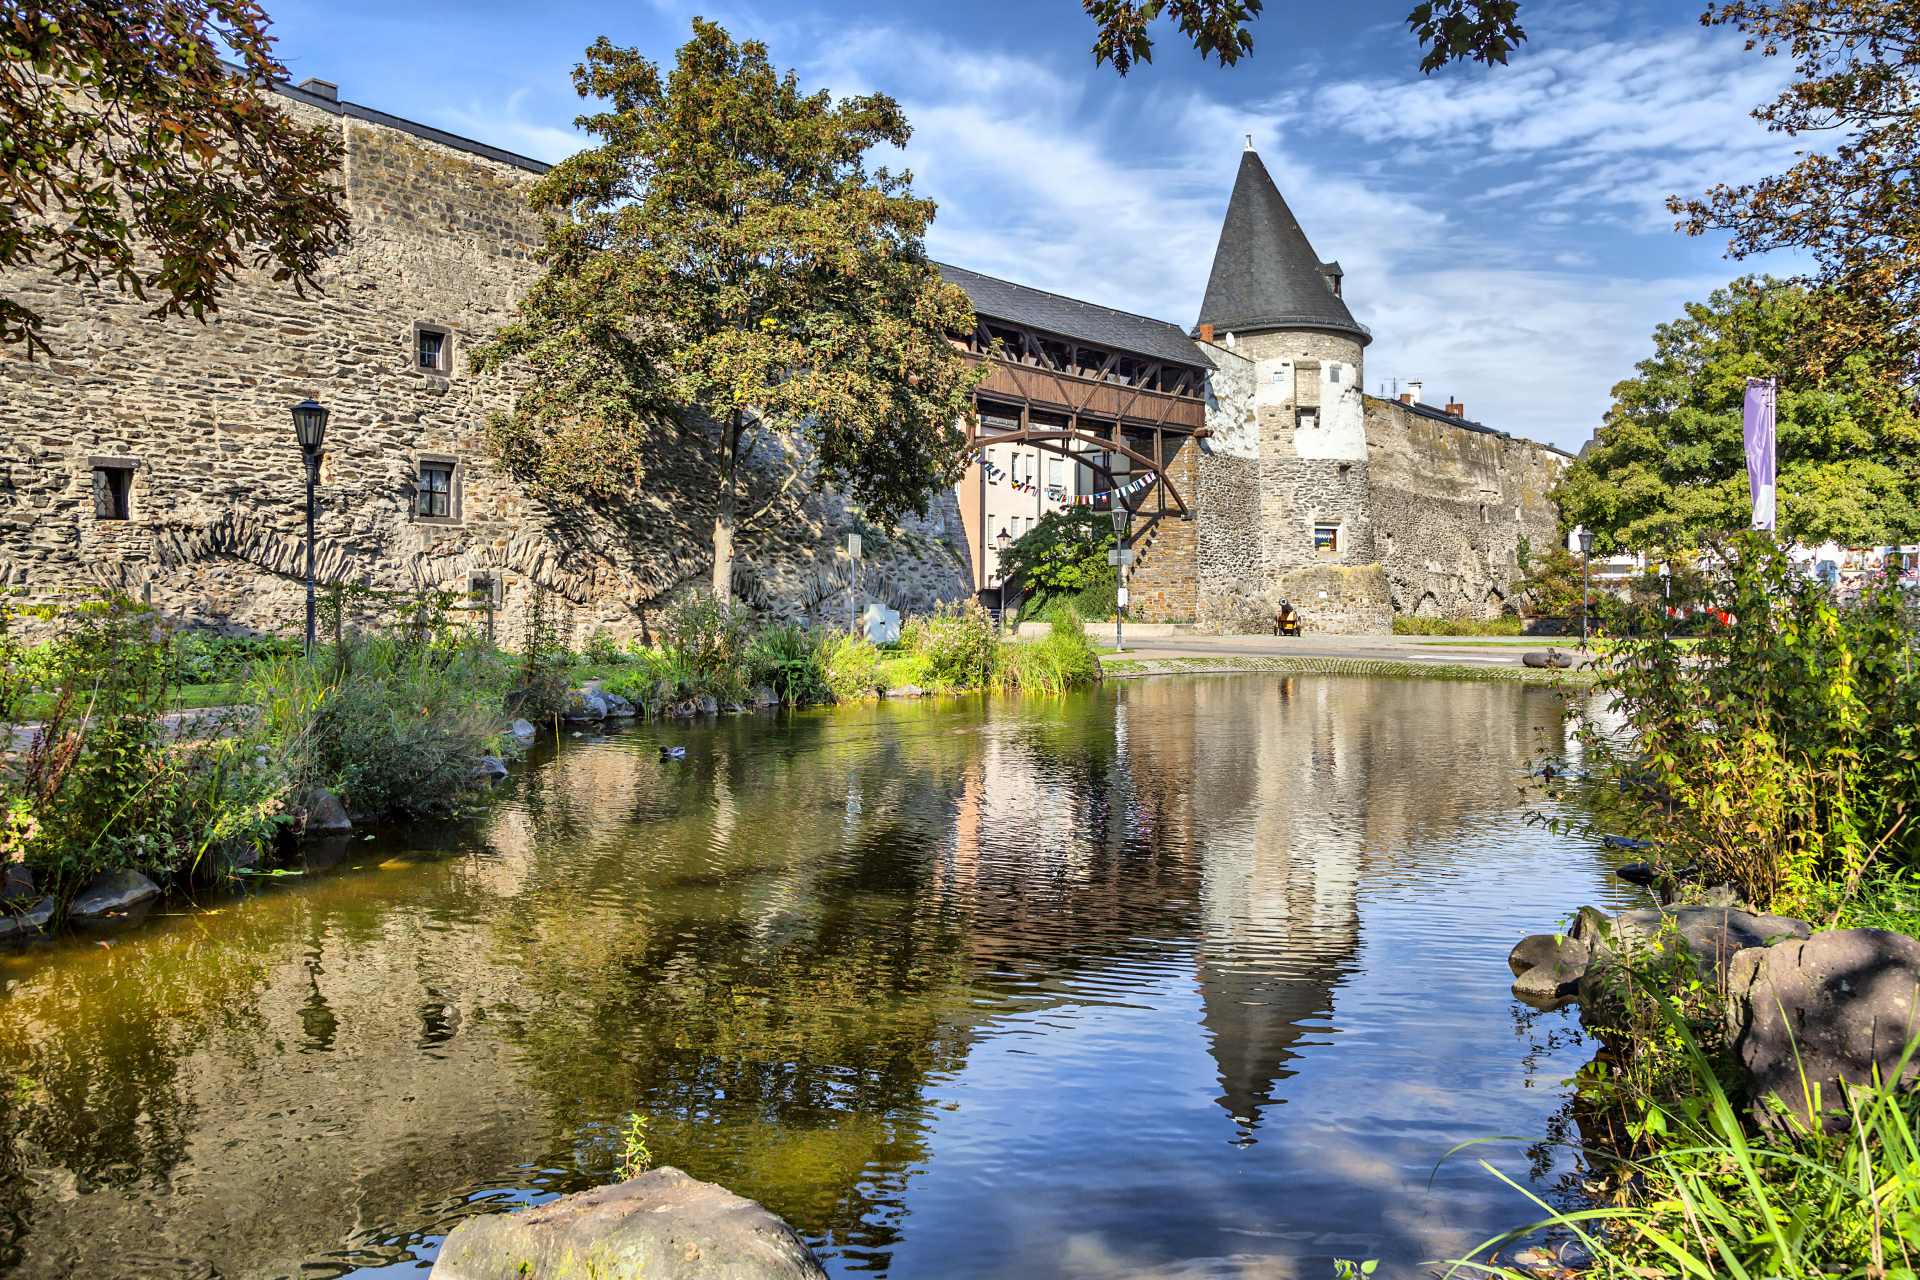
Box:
[1,0,350,355]
[821,633,883,701]
[1084,0,1526,75]
[745,623,830,706]
[514,585,571,723]
[914,601,997,691]
[993,610,1102,695]
[1560,533,1920,915]
[1513,545,1586,618]
[0,597,281,903]
[1457,1002,1920,1280]
[170,630,298,684]
[657,593,753,702]
[616,1113,653,1181]
[1391,615,1525,636]
[1558,279,1920,554]
[1002,508,1114,598]
[472,20,984,600]
[252,631,511,821]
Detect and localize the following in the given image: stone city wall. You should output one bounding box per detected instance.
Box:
[0,95,968,644]
[1364,396,1566,620]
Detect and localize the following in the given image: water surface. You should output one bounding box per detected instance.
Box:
[0,675,1633,1278]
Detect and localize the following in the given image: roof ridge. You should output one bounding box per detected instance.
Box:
[932,262,1189,335]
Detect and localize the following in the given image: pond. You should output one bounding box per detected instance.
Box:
[0,674,1635,1279]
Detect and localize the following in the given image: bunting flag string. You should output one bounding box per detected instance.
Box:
[1069,473,1157,508]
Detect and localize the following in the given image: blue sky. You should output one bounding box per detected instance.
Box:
[266,0,1807,451]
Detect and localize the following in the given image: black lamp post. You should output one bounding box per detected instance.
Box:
[1110,496,1133,654]
[290,399,330,658]
[1659,561,1671,639]
[1577,527,1595,648]
[995,527,1013,632]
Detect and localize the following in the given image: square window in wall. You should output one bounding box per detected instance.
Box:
[414,324,453,375]
[1296,408,1320,431]
[90,459,134,520]
[1328,365,1343,383]
[1313,523,1341,553]
[416,457,458,522]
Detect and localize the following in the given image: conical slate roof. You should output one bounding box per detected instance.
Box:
[1195,150,1370,346]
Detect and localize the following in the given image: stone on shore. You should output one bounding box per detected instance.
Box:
[563,689,609,722]
[69,870,161,921]
[474,756,510,782]
[1726,929,1920,1131]
[603,692,638,719]
[751,686,780,708]
[1522,649,1572,670]
[1572,902,1810,997]
[430,1167,827,1280]
[1508,933,1592,1007]
[509,718,538,745]
[297,787,353,836]
[0,897,55,942]
[884,685,925,700]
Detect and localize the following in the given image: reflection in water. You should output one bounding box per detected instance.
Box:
[0,676,1634,1279]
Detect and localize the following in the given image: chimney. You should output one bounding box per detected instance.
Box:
[1406,379,1424,404]
[297,77,339,102]
[1398,393,1414,404]
[1198,323,1215,344]
[1445,400,1466,418]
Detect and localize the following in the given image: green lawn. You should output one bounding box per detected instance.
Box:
[12,680,247,722]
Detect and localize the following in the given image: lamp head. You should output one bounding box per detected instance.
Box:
[995,527,1012,553]
[291,400,329,452]
[1577,529,1594,554]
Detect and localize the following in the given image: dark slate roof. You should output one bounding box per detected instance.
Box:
[936,262,1209,370]
[1196,150,1370,345]
[274,78,552,175]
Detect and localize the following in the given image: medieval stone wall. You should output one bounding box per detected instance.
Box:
[0,98,968,644]
[1364,397,1566,619]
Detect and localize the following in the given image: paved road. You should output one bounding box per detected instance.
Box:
[1098,632,1578,669]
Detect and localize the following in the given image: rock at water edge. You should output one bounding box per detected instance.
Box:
[1727,928,1920,1131]
[297,787,353,836]
[430,1167,828,1280]
[69,870,161,921]
[474,756,510,782]
[563,689,609,722]
[509,718,539,745]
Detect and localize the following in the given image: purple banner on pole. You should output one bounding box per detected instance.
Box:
[1744,377,1776,532]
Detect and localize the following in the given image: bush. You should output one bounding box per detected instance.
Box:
[1392,615,1525,636]
[1569,533,1920,915]
[821,633,882,701]
[253,630,511,820]
[658,592,753,703]
[994,609,1102,694]
[513,584,571,723]
[914,601,996,690]
[745,623,830,706]
[172,630,299,683]
[0,597,281,903]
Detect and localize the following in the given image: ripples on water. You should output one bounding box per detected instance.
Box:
[0,675,1637,1279]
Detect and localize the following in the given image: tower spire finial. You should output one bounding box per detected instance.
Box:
[1244,133,1254,151]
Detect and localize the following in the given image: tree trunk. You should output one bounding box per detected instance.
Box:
[711,412,742,603]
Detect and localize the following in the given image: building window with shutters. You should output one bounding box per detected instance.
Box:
[415,455,461,524]
[90,458,135,520]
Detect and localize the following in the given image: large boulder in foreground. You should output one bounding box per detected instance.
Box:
[430,1167,826,1280]
[68,869,161,921]
[1576,902,1810,995]
[1727,929,1920,1131]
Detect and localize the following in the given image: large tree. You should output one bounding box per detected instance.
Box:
[473,22,983,604]
[1672,1,1920,398]
[2,0,349,356]
[1557,279,1920,554]
[1083,0,1527,74]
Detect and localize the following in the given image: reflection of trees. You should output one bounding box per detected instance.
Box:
[0,678,1572,1279]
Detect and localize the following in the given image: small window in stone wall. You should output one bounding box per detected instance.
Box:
[415,457,460,523]
[414,323,453,375]
[1296,408,1319,431]
[90,459,134,520]
[1313,523,1340,553]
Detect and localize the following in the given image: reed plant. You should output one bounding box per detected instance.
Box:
[994,608,1102,694]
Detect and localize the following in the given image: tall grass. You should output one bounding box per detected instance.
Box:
[995,609,1102,694]
[1452,1001,1920,1280]
[251,630,511,820]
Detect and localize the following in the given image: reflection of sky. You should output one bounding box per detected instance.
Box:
[857,778,1630,1277]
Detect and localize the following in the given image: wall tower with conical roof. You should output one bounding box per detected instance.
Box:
[1190,148,1392,632]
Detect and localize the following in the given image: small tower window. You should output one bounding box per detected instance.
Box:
[90,458,135,520]
[1296,408,1320,430]
[413,323,453,375]
[1313,523,1341,552]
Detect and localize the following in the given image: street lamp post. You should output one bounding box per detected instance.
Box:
[1659,561,1671,639]
[290,399,330,658]
[1577,527,1595,648]
[1110,499,1132,653]
[994,527,1012,633]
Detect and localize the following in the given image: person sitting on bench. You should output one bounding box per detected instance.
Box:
[1274,600,1301,637]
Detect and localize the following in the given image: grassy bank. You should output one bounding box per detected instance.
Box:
[1452,534,1920,1278]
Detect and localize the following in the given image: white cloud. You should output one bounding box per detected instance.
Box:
[441,88,584,165]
